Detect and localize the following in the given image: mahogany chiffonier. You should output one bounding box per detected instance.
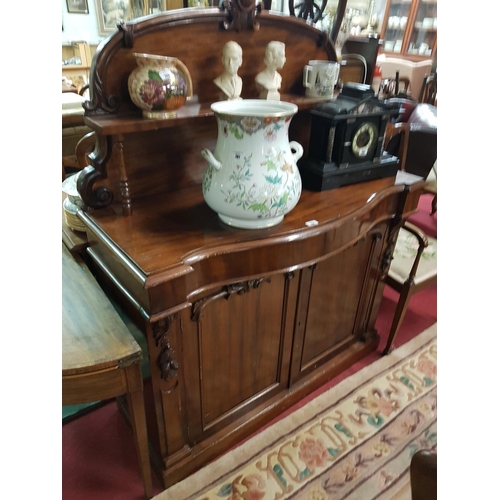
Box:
[74,2,423,488]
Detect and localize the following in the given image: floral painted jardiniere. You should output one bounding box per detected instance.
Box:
[202,100,303,229]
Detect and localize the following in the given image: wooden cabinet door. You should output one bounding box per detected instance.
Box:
[182,272,298,443]
[290,226,388,381]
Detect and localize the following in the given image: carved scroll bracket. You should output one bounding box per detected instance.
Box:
[118,21,135,48]
[152,316,179,382]
[77,165,114,210]
[191,276,271,321]
[77,133,114,210]
[83,68,121,116]
[222,0,261,31]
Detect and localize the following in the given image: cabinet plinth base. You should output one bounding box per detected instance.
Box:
[154,334,380,489]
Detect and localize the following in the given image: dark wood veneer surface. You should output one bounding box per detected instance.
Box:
[82,176,404,278]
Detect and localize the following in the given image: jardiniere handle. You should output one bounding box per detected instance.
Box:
[289,141,303,162]
[201,148,222,171]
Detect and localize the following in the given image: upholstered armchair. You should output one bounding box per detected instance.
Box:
[384,102,437,180]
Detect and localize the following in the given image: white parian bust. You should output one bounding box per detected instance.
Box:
[255,41,286,100]
[213,41,243,101]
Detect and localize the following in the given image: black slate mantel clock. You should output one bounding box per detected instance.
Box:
[299,83,401,191]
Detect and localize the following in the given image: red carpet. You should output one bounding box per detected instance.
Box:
[62,195,437,500]
[407,192,437,238]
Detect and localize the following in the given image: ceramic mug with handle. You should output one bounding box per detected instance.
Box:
[303,60,340,99]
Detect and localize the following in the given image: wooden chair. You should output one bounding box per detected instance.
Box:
[62,130,96,181]
[376,54,432,100]
[419,72,437,106]
[410,450,437,500]
[425,160,437,215]
[288,0,328,23]
[74,130,96,169]
[62,86,93,180]
[383,222,437,354]
[339,53,368,84]
[379,75,411,99]
[384,103,437,215]
[62,243,153,499]
[384,103,436,173]
[62,80,78,94]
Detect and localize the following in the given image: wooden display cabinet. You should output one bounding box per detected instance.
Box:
[73,2,424,490]
[62,41,98,86]
[379,0,437,60]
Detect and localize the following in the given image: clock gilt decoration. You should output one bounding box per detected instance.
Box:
[299,83,401,191]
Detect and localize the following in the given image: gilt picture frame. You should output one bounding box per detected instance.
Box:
[66,0,89,14]
[96,0,149,36]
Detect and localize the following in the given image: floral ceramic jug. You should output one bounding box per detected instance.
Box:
[128,53,193,119]
[201,100,303,229]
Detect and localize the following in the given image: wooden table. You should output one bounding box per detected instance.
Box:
[62,243,153,499]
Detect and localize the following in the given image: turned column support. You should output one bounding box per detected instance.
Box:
[114,134,132,216]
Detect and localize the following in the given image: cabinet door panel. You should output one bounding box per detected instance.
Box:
[184,274,296,440]
[291,229,386,379]
[302,243,368,365]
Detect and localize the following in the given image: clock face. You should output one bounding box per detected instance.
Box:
[351,122,378,158]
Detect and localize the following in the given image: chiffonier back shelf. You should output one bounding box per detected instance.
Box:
[79,7,342,212]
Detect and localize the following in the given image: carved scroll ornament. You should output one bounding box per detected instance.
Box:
[152,316,179,381]
[191,277,271,321]
[222,0,261,31]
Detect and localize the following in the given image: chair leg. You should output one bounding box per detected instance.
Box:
[410,450,437,500]
[383,283,414,355]
[430,194,437,215]
[125,366,153,499]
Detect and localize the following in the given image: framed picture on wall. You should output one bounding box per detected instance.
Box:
[95,0,148,36]
[66,0,89,14]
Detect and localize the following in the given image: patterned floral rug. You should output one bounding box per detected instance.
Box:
[155,324,437,500]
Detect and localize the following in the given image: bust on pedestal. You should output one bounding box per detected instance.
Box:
[214,41,243,101]
[255,41,286,100]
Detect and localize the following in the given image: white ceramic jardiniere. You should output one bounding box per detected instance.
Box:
[201,100,303,229]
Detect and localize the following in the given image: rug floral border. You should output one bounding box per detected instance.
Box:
[193,338,437,500]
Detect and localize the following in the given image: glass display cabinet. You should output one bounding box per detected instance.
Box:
[407,0,437,57]
[379,0,437,59]
[379,0,412,54]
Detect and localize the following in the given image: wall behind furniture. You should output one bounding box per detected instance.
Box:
[62,0,102,44]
